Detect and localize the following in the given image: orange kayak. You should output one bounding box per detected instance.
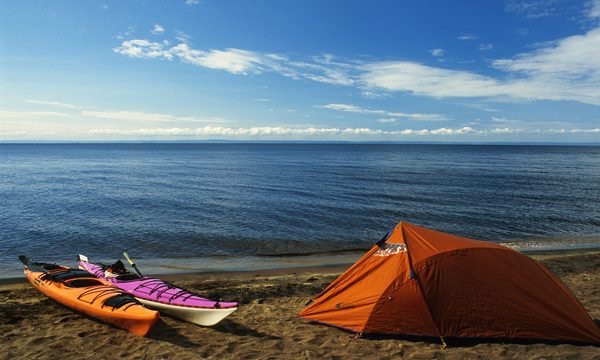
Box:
[20,256,159,336]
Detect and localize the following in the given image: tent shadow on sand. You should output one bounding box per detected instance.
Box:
[299,222,600,346]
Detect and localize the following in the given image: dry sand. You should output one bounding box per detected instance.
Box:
[1,251,599,359]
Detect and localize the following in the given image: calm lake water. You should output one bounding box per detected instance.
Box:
[1,143,599,278]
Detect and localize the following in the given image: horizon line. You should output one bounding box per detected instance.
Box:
[1,140,600,146]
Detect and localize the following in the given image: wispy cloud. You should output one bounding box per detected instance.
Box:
[0,110,71,119]
[457,34,477,40]
[505,0,559,18]
[457,103,500,112]
[82,110,228,123]
[151,24,165,35]
[479,43,494,51]
[491,26,600,104]
[430,48,445,57]
[491,116,521,124]
[114,25,600,105]
[362,26,600,104]
[114,39,353,84]
[25,99,77,109]
[115,26,135,41]
[589,0,600,18]
[318,103,448,121]
[174,30,192,44]
[185,0,200,6]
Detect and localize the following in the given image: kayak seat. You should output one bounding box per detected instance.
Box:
[115,274,142,281]
[104,294,140,309]
[41,263,61,270]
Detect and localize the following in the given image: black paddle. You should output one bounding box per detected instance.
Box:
[123,252,144,278]
[18,255,30,266]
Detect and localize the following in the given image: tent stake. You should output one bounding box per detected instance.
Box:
[439,336,447,349]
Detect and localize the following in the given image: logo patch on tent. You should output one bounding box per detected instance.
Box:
[374,243,407,256]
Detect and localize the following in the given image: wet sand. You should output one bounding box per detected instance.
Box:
[1,250,598,359]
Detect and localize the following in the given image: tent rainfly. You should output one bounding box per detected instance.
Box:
[298,222,600,344]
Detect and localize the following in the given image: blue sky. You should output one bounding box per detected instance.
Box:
[1,0,600,142]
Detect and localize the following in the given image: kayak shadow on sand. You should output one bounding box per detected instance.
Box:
[147,320,197,348]
[210,319,282,340]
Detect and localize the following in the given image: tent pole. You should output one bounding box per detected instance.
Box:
[439,336,447,349]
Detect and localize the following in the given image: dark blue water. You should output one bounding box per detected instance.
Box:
[1,143,600,277]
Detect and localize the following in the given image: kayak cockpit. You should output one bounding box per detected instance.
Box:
[64,278,105,288]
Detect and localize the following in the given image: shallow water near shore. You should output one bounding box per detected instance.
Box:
[1,143,600,278]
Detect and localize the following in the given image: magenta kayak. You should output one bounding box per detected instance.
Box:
[78,254,238,326]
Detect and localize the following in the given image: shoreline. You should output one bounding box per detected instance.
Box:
[2,246,599,287]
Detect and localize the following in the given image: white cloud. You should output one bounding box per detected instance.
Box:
[430,48,445,57]
[113,25,600,105]
[492,27,600,104]
[429,127,475,135]
[479,43,494,51]
[0,110,71,119]
[174,30,192,43]
[24,99,77,109]
[318,103,448,121]
[492,28,600,74]
[151,24,165,35]
[114,39,353,83]
[360,90,389,99]
[547,127,600,133]
[491,116,520,124]
[360,26,600,105]
[114,40,277,75]
[377,118,397,123]
[114,39,174,60]
[359,61,500,98]
[457,103,500,112]
[81,110,227,123]
[316,104,448,121]
[590,0,600,18]
[86,125,490,138]
[172,45,266,74]
[185,0,201,5]
[487,127,523,134]
[505,0,558,18]
[457,34,478,40]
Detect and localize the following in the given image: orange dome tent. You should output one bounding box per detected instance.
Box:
[298,222,600,344]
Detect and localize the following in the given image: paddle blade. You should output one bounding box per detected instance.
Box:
[18,255,30,266]
[123,252,134,266]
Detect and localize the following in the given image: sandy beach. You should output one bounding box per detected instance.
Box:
[1,250,598,359]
